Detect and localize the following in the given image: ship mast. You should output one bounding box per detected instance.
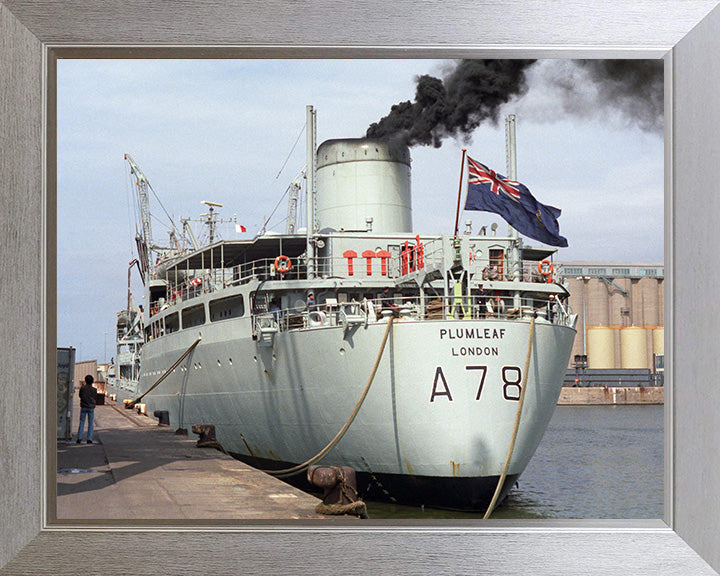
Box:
[505,115,522,309]
[305,105,317,279]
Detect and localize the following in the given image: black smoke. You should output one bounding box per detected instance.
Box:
[366,59,663,147]
[366,60,535,148]
[575,60,664,133]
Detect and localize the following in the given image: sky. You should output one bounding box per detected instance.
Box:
[56,59,664,362]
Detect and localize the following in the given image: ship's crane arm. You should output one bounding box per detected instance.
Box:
[124,153,155,276]
[180,217,201,251]
[286,167,305,234]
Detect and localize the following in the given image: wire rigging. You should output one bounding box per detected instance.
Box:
[259,184,292,233]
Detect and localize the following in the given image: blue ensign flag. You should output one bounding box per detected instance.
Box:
[464,156,568,248]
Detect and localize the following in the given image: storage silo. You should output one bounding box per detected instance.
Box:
[315,138,412,234]
[620,326,649,369]
[653,327,664,356]
[586,279,610,326]
[587,327,616,369]
[639,277,660,326]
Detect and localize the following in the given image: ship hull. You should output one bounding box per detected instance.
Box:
[135,315,575,510]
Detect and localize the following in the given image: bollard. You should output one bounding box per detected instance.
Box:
[191,424,217,447]
[154,410,170,426]
[307,465,367,518]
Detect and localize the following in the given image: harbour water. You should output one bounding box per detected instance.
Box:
[363,404,664,520]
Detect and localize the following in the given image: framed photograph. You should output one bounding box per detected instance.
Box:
[2,1,720,574]
[53,57,665,523]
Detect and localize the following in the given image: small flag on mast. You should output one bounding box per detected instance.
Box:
[463,156,568,248]
[235,224,247,234]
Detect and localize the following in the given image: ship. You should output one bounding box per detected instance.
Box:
[107,107,576,511]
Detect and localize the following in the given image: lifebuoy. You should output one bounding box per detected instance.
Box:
[274,255,292,274]
[308,310,327,327]
[538,260,553,282]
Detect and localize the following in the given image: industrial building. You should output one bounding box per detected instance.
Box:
[557,262,664,375]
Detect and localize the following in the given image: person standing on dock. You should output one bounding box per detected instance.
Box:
[76,375,97,444]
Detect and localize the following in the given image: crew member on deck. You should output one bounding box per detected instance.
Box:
[269,298,281,321]
[381,287,399,318]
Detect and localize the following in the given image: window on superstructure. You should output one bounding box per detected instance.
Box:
[182,304,206,328]
[489,248,504,280]
[165,313,179,334]
[209,294,245,321]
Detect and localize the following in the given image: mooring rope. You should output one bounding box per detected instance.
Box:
[264,316,395,479]
[127,336,202,408]
[483,316,536,519]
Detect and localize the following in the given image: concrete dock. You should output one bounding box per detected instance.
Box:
[56,388,326,521]
[557,385,664,406]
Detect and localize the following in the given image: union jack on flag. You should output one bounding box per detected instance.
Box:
[467,157,521,202]
[464,154,568,247]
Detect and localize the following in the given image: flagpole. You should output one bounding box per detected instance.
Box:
[453,148,467,236]
[506,114,522,309]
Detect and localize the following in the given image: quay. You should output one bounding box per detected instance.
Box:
[557,385,663,406]
[56,388,327,521]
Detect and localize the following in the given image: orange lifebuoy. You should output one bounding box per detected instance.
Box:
[274,255,292,274]
[538,260,553,282]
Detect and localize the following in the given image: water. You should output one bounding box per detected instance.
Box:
[364,405,664,520]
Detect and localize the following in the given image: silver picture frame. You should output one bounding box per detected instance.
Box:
[2,1,720,574]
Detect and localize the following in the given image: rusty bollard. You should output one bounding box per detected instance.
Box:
[191,424,218,447]
[307,465,368,518]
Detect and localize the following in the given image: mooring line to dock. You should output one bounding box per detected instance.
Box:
[264,317,395,479]
[127,337,202,408]
[483,316,536,519]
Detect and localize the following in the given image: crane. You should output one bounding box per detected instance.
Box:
[285,168,305,234]
[124,153,155,278]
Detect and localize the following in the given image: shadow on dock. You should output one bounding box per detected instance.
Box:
[56,392,327,521]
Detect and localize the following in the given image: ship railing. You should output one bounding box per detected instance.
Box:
[155,252,560,311]
[251,293,574,336]
[417,293,573,326]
